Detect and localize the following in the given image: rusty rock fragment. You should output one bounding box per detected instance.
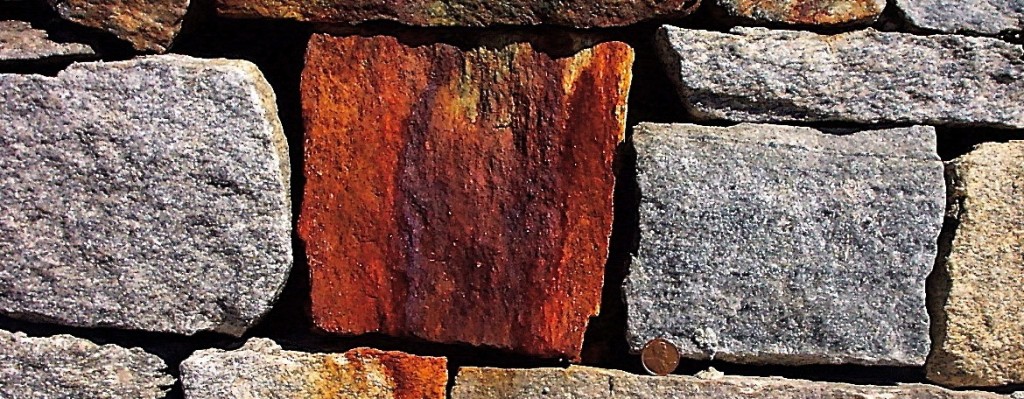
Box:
[0,20,95,63]
[716,0,886,25]
[217,0,700,27]
[299,34,632,360]
[451,366,1005,398]
[928,142,1024,387]
[181,338,446,399]
[48,0,190,52]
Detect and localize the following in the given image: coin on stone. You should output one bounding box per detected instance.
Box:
[641,338,680,376]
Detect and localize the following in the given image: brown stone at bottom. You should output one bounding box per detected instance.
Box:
[452,366,1006,398]
[928,141,1024,387]
[716,0,886,25]
[299,33,632,361]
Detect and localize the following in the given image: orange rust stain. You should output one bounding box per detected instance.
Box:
[298,34,633,360]
[310,348,446,399]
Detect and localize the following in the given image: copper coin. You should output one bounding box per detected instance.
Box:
[641,338,680,376]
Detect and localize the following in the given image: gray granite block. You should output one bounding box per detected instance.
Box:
[625,123,944,366]
[0,329,173,399]
[895,0,1023,35]
[0,55,292,336]
[657,26,1024,128]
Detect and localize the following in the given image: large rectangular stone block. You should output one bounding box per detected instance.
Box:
[626,123,944,366]
[657,26,1024,128]
[928,141,1024,387]
[0,55,293,336]
[299,34,632,360]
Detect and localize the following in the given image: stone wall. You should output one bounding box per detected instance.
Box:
[1,0,1022,397]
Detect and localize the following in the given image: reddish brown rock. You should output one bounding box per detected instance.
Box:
[717,0,886,25]
[48,0,189,52]
[217,0,700,27]
[298,34,632,360]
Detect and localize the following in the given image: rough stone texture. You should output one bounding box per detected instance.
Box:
[716,0,886,25]
[451,366,1005,398]
[299,34,632,361]
[0,20,95,63]
[896,0,1023,35]
[928,142,1024,387]
[181,338,447,399]
[657,26,1024,129]
[626,123,944,366]
[217,0,699,27]
[48,0,190,52]
[0,329,173,399]
[0,55,292,336]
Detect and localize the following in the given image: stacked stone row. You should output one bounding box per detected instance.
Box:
[1,0,1022,398]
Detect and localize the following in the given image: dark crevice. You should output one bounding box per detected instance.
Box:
[935,127,1024,161]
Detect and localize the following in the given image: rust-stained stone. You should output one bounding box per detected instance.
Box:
[48,0,189,52]
[716,0,886,25]
[181,338,447,399]
[217,0,700,27]
[299,34,632,361]
[928,142,1024,387]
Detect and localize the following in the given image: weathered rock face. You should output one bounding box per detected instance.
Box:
[181,338,447,399]
[0,329,173,399]
[626,123,944,366]
[48,0,190,52]
[928,142,1024,387]
[0,20,95,63]
[216,0,699,27]
[895,0,1023,35]
[0,55,292,336]
[716,0,886,25]
[451,366,1005,398]
[299,34,632,360]
[656,26,1024,128]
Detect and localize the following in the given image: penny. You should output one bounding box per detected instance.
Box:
[641,338,680,376]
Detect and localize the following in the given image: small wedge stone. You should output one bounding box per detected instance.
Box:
[0,20,94,63]
[0,329,173,399]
